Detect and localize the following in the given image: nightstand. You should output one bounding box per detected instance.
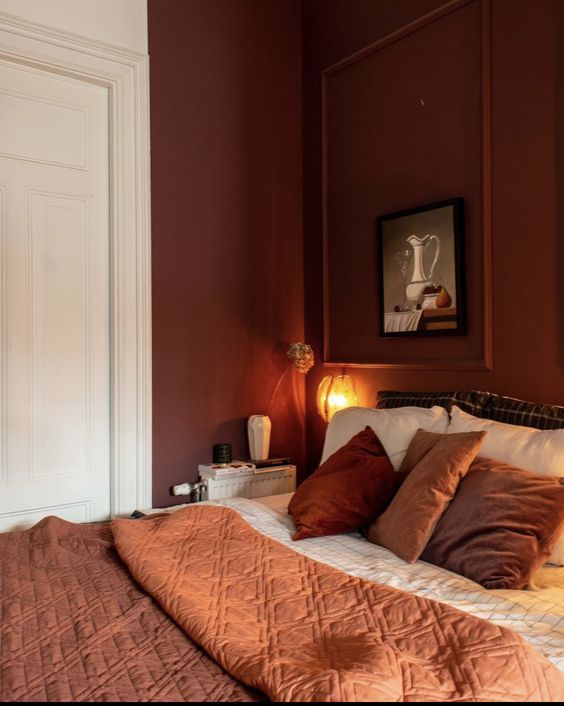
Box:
[200,465,296,501]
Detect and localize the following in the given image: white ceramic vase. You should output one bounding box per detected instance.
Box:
[247,415,271,461]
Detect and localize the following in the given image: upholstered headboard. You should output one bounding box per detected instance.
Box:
[375,390,564,431]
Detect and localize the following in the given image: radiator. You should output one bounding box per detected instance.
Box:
[201,466,296,501]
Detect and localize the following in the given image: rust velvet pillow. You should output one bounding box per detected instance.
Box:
[288,426,400,541]
[366,429,486,563]
[421,457,564,589]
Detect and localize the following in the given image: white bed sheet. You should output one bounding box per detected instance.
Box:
[213,496,564,671]
[149,495,564,670]
[253,492,293,514]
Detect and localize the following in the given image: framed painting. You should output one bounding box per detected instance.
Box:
[377,198,466,338]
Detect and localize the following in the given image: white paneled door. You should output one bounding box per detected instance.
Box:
[0,60,110,530]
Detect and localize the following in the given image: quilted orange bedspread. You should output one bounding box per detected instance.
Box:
[112,505,564,703]
[0,515,261,702]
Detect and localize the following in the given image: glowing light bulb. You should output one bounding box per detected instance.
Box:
[317,374,359,422]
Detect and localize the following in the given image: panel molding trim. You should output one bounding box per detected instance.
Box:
[321,0,493,371]
[0,12,152,514]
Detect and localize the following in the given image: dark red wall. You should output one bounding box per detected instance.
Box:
[303,0,564,470]
[149,0,304,506]
[149,0,564,498]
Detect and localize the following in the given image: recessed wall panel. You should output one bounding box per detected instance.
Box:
[322,0,489,367]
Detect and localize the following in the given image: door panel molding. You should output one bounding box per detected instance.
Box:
[0,185,5,486]
[0,83,88,168]
[0,499,91,532]
[29,191,90,479]
[0,12,151,515]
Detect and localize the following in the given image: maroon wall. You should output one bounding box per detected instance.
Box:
[149,0,304,506]
[303,0,564,470]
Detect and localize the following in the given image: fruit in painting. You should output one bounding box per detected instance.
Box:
[436,286,452,308]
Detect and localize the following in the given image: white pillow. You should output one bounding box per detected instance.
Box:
[449,406,564,476]
[320,405,450,471]
[449,406,564,565]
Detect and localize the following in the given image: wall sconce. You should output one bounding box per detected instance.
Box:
[317,373,359,423]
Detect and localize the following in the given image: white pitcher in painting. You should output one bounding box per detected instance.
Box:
[405,234,440,305]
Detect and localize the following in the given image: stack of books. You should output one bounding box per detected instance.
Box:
[198,458,292,479]
[198,461,255,479]
[251,457,292,474]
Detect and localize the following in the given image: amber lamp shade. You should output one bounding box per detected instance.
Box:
[317,374,359,423]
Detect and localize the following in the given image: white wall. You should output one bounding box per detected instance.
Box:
[0,0,147,53]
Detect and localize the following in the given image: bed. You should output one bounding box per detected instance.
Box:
[1,391,563,702]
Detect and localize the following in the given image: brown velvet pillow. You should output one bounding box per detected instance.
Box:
[421,456,564,589]
[366,429,486,563]
[288,426,400,541]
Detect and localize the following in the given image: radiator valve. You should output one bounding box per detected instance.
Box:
[171,480,207,501]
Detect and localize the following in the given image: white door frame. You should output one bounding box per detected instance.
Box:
[0,12,152,516]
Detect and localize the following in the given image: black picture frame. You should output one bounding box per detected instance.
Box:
[376,198,466,338]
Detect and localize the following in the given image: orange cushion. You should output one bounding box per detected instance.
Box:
[366,429,486,563]
[421,456,564,589]
[288,426,400,541]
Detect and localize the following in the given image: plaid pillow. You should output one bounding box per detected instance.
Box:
[376,391,455,411]
[375,390,491,417]
[485,395,564,431]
